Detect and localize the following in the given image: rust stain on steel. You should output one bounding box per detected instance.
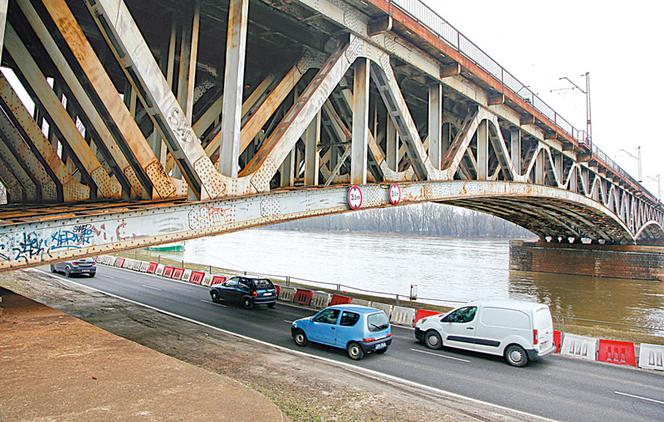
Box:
[44,0,177,199]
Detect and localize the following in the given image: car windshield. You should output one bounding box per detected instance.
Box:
[253,279,274,289]
[367,312,389,332]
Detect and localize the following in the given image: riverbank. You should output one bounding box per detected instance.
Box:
[0,270,541,421]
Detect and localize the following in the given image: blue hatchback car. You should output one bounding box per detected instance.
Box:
[291,305,392,360]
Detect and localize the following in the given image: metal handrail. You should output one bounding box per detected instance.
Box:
[389,0,658,203]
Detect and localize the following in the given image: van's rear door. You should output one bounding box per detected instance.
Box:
[534,306,554,350]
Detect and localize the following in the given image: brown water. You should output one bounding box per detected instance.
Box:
[158,230,664,344]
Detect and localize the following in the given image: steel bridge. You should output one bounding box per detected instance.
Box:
[0,0,662,272]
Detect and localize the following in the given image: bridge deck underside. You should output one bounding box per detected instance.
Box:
[0,0,662,270]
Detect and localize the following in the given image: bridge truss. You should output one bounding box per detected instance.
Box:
[0,0,662,271]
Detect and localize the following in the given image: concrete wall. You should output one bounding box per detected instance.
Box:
[510,241,664,281]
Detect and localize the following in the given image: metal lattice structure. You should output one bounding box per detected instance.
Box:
[0,0,662,272]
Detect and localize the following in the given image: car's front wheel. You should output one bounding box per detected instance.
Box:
[424,330,443,349]
[347,341,365,361]
[64,266,72,277]
[293,330,307,347]
[210,290,220,303]
[504,344,529,367]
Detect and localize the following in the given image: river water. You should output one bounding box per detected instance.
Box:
[169,230,664,343]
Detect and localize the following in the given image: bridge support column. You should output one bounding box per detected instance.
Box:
[279,148,295,187]
[351,58,370,185]
[535,150,545,184]
[477,120,488,180]
[386,118,399,171]
[304,111,321,186]
[428,84,443,170]
[219,0,249,178]
[510,128,521,175]
[510,240,664,281]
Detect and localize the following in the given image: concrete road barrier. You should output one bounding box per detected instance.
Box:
[390,306,415,326]
[279,286,296,302]
[310,291,330,309]
[350,298,371,307]
[561,333,597,361]
[638,343,664,371]
[369,302,393,319]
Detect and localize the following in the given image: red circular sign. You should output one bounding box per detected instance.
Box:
[347,185,363,210]
[389,183,401,205]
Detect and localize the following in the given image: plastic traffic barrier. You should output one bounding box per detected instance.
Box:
[273,284,281,297]
[210,275,226,286]
[597,339,636,367]
[139,261,150,272]
[162,266,174,278]
[638,343,664,371]
[561,333,597,361]
[329,294,352,306]
[154,264,165,276]
[310,291,331,309]
[294,288,313,306]
[369,302,393,319]
[350,298,371,307]
[171,267,184,279]
[114,257,125,268]
[390,306,416,326]
[553,330,562,353]
[181,269,192,281]
[279,286,296,302]
[131,260,143,271]
[146,262,158,274]
[189,271,205,284]
[201,273,214,286]
[121,259,133,269]
[414,309,440,325]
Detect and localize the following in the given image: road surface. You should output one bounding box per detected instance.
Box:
[39,265,664,421]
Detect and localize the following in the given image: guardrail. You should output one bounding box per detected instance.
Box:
[388,0,659,203]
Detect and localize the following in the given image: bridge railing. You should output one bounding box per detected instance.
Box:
[389,0,659,202]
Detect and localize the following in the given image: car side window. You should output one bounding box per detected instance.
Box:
[225,279,238,287]
[238,279,250,290]
[339,311,360,327]
[443,306,477,323]
[313,309,340,325]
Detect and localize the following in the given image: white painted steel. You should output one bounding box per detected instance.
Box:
[638,343,664,371]
[561,333,598,361]
[390,306,416,326]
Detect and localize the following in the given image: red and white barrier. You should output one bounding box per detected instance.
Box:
[279,286,296,302]
[139,261,150,272]
[597,339,636,367]
[294,288,313,306]
[181,269,192,282]
[154,264,165,276]
[561,333,597,361]
[390,306,415,326]
[329,294,352,306]
[189,271,206,285]
[310,291,330,309]
[350,298,371,307]
[369,302,393,319]
[414,309,440,326]
[638,343,664,371]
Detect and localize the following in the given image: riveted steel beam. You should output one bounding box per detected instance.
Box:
[0,154,24,203]
[0,180,640,271]
[428,84,443,170]
[0,132,38,201]
[84,0,229,199]
[0,75,90,202]
[5,24,120,199]
[239,38,358,192]
[304,111,321,186]
[40,0,176,200]
[351,58,369,185]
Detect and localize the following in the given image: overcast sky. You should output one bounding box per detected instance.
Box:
[424,0,663,198]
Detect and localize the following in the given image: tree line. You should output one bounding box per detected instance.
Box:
[272,203,534,239]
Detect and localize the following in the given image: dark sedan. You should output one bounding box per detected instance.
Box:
[209,276,277,309]
[50,258,96,277]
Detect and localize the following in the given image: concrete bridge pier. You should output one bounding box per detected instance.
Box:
[509,240,664,281]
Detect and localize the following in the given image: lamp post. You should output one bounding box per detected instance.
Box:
[620,146,642,183]
[552,72,592,145]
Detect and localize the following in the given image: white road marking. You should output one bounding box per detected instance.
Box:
[33,269,553,422]
[200,299,227,308]
[142,284,162,291]
[614,391,664,405]
[410,348,471,363]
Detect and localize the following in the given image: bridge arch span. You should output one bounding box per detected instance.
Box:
[634,221,664,243]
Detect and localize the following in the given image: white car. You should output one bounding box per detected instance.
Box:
[415,300,557,366]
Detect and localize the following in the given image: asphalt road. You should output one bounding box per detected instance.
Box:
[39,265,664,422]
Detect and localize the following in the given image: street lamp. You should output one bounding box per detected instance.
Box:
[620,146,642,183]
[647,174,661,200]
[551,72,592,145]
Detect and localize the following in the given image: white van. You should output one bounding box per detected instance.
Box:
[415,300,556,366]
